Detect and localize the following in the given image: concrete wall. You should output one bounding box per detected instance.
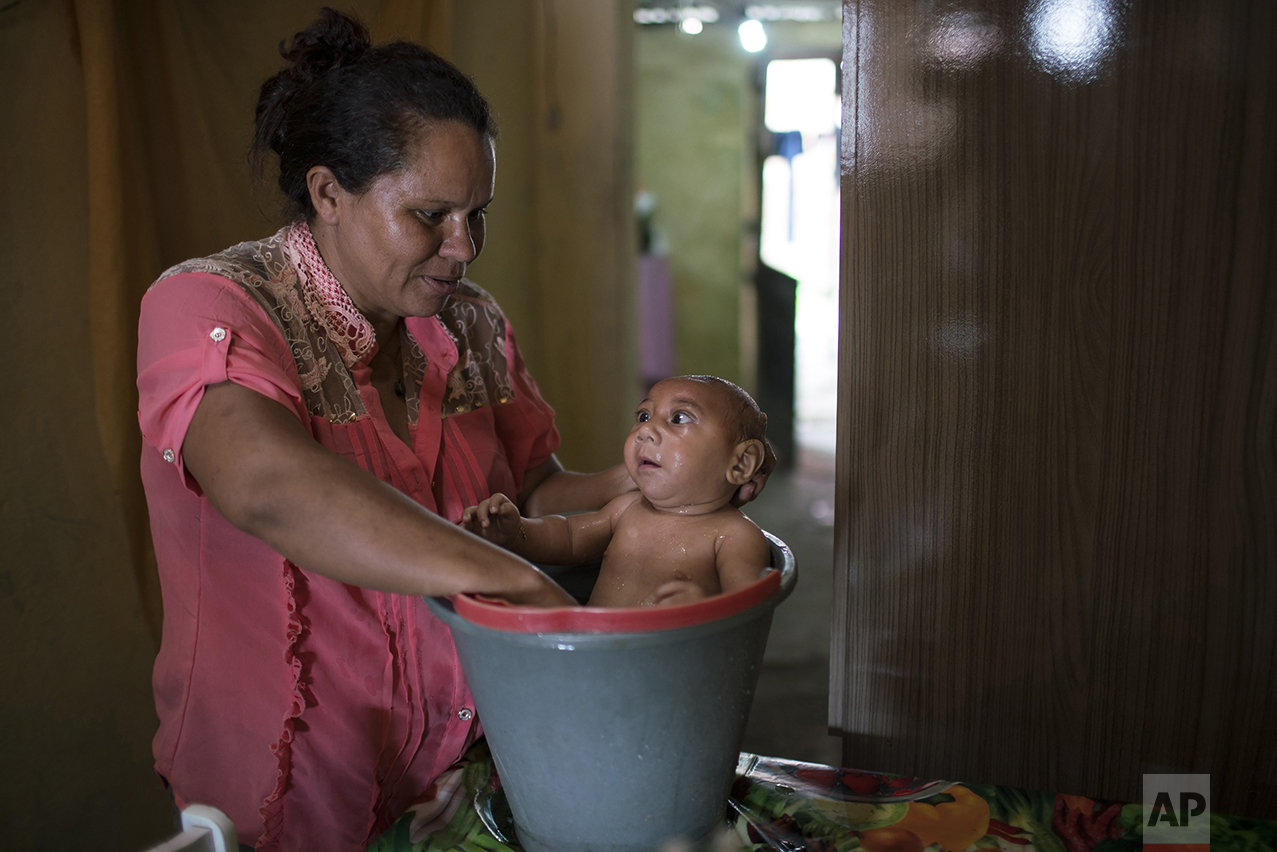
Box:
[635,23,756,386]
[634,19,842,393]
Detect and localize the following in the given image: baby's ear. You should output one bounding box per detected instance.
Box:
[727,439,766,485]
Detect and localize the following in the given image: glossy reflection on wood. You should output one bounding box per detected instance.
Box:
[832,0,1277,816]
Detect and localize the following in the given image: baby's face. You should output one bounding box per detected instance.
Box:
[624,378,741,511]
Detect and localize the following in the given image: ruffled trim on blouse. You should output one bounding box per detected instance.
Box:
[257,560,309,851]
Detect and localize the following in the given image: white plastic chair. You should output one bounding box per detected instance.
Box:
[145,804,238,852]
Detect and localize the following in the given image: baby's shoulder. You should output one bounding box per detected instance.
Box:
[712,507,768,547]
[719,506,763,532]
[602,490,646,523]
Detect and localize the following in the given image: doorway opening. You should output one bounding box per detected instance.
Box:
[632,8,844,766]
[759,57,841,459]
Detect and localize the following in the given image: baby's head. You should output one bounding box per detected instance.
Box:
[624,375,770,513]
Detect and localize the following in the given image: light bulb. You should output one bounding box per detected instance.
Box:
[739,19,767,52]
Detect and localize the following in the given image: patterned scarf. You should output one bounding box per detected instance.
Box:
[284,219,377,367]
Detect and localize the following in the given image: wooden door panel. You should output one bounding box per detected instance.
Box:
[833,0,1277,816]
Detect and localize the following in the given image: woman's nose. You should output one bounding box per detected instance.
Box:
[440,217,478,262]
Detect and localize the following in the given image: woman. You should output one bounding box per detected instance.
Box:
[137,10,765,851]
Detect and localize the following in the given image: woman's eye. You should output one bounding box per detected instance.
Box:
[468,208,487,221]
[417,210,445,223]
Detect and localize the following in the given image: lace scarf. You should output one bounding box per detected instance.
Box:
[284,220,377,367]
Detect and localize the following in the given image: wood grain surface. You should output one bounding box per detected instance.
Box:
[832,0,1277,816]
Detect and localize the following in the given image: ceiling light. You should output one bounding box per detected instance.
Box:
[739,19,768,52]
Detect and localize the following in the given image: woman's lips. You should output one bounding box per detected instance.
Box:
[419,274,460,295]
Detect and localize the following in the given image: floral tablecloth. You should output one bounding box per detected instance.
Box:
[367,741,1276,852]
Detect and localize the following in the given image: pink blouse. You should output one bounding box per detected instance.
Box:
[136,225,559,851]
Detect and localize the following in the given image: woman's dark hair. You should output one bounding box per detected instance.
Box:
[251,8,496,220]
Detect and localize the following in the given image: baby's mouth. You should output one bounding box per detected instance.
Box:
[637,456,661,470]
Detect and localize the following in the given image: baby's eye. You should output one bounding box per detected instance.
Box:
[635,410,650,423]
[671,411,692,425]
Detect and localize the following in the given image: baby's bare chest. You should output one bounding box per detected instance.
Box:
[589,506,746,606]
[602,513,722,573]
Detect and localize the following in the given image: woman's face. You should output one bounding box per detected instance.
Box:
[318,120,496,328]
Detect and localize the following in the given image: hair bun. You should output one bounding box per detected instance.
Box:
[252,9,372,164]
[280,7,372,81]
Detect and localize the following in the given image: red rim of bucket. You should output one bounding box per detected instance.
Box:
[452,568,782,634]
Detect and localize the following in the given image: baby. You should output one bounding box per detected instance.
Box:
[461,375,773,607]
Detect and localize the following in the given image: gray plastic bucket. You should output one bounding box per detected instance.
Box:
[426,531,796,852]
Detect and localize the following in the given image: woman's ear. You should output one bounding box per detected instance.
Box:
[727,439,766,485]
[306,165,343,225]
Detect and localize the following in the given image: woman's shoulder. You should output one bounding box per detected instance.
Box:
[446,278,504,315]
[435,278,511,344]
[151,226,295,295]
[146,225,315,341]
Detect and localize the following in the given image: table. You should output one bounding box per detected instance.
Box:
[367,741,1276,852]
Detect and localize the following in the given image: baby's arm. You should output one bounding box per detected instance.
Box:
[714,516,773,595]
[461,492,640,566]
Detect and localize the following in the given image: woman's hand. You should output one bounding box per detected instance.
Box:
[499,572,576,608]
[459,493,523,547]
[730,438,777,506]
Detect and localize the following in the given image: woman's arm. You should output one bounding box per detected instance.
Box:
[183,381,576,607]
[518,456,637,517]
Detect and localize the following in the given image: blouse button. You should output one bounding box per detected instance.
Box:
[210,327,227,342]
[457,707,474,721]
[162,449,176,463]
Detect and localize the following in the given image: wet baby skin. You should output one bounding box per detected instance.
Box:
[461,376,772,607]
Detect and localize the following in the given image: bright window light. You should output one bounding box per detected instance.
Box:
[680,17,704,35]
[764,58,837,134]
[758,59,842,456]
[739,19,768,52]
